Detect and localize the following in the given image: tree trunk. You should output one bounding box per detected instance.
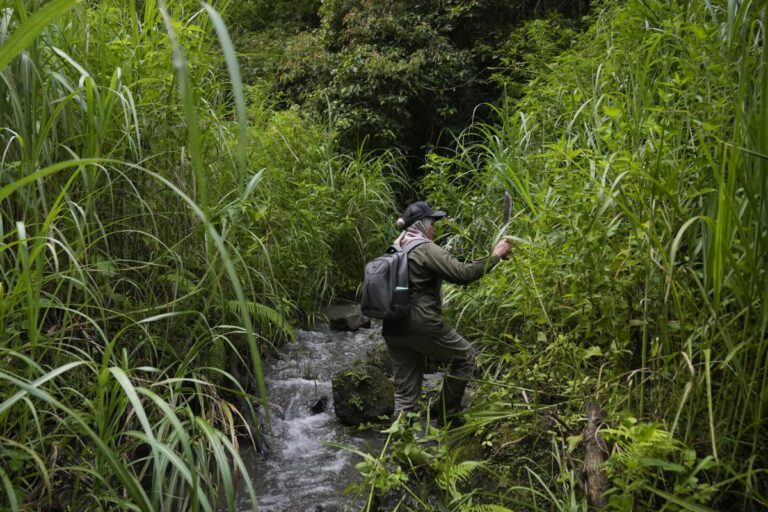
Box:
[583,401,609,507]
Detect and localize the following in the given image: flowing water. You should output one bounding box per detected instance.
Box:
[234,317,385,512]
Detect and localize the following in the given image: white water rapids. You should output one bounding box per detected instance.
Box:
[234,318,385,512]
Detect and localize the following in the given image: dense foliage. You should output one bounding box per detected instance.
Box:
[0,0,396,508]
[405,0,766,509]
[2,0,766,510]
[274,0,590,160]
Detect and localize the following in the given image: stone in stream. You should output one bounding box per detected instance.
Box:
[325,304,371,331]
[309,396,328,415]
[331,363,394,425]
[312,505,341,512]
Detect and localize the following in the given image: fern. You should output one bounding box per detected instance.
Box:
[162,270,199,294]
[205,336,226,376]
[449,460,483,483]
[466,505,516,512]
[225,299,296,341]
[436,459,483,500]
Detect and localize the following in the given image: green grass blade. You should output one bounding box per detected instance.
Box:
[645,486,717,512]
[0,0,80,71]
[0,158,99,203]
[157,0,208,211]
[203,2,248,178]
[0,368,152,511]
[0,464,18,512]
[0,361,83,414]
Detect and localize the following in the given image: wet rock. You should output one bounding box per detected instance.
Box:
[309,396,328,415]
[367,340,394,375]
[332,363,394,425]
[326,304,371,331]
[311,505,341,512]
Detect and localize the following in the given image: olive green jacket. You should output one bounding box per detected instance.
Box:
[382,241,500,338]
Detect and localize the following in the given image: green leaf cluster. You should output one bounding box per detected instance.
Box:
[603,419,718,511]
[273,0,590,158]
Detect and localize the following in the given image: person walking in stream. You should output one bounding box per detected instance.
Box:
[382,201,511,425]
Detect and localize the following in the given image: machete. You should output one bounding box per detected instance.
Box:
[501,191,512,236]
[500,190,531,245]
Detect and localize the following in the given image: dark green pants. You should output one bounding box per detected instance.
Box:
[383,329,475,414]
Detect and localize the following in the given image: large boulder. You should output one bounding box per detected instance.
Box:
[332,363,394,425]
[325,304,371,331]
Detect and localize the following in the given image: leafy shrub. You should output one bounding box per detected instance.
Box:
[603,419,718,511]
[275,0,590,158]
[242,104,401,312]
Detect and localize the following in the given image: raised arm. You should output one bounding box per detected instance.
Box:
[419,239,510,285]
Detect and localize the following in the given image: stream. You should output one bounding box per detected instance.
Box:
[234,314,385,512]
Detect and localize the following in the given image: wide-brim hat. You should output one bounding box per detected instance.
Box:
[397,201,446,230]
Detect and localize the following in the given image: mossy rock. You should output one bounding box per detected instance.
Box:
[331,363,394,425]
[367,340,393,375]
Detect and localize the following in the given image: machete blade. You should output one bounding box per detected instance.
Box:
[502,191,512,234]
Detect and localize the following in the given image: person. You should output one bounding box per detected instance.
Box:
[382,200,511,425]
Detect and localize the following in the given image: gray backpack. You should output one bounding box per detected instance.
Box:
[360,239,428,320]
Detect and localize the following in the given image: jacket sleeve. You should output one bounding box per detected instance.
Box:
[421,242,500,285]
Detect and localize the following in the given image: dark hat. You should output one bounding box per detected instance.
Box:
[396,201,446,230]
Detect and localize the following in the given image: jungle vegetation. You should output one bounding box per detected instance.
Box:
[0,0,765,511]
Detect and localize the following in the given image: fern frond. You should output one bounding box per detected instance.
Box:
[205,337,226,378]
[451,460,483,483]
[225,299,296,341]
[437,459,483,498]
[467,505,516,512]
[162,270,199,294]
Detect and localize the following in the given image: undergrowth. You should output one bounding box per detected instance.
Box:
[356,0,767,510]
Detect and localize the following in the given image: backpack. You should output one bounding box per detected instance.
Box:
[360,239,428,320]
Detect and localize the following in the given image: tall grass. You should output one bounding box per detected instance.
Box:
[419,0,767,509]
[244,105,405,313]
[1,0,402,507]
[0,0,271,509]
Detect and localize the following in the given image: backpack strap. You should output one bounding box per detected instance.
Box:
[400,238,429,254]
[386,238,429,255]
[393,239,429,291]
